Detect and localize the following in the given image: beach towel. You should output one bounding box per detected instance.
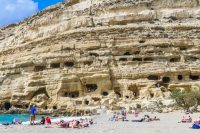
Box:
[2,123,10,126]
[132,120,142,122]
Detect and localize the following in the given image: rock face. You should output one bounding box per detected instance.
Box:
[0,0,200,113]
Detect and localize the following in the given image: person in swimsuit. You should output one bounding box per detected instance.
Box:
[29,105,37,125]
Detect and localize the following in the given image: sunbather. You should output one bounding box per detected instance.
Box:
[179,115,192,123]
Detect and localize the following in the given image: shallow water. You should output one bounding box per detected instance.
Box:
[0,114,45,123]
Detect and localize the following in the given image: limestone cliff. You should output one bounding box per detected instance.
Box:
[0,0,200,113]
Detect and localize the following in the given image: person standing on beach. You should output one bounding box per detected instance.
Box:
[29,105,37,125]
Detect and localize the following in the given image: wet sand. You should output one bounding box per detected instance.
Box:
[0,112,200,133]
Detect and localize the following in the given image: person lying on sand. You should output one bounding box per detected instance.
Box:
[132,115,160,122]
[152,116,160,121]
[46,120,69,128]
[57,120,69,128]
[179,116,192,123]
[35,116,45,125]
[45,118,93,129]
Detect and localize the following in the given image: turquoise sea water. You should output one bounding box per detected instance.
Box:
[0,114,45,123]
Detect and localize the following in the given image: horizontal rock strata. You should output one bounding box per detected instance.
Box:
[0,0,200,113]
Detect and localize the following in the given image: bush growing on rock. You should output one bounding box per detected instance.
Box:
[170,89,200,110]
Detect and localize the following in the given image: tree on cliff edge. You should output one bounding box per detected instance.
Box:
[171,88,200,110]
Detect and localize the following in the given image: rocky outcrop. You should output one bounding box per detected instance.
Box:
[0,0,200,113]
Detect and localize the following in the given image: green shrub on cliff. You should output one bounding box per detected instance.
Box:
[170,88,200,109]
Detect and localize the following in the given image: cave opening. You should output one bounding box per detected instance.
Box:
[34,65,46,72]
[170,58,180,62]
[136,104,141,109]
[150,93,154,98]
[128,86,140,99]
[25,105,29,109]
[84,61,93,66]
[125,96,129,99]
[190,75,199,80]
[85,100,89,105]
[89,52,99,57]
[4,102,11,110]
[53,106,57,110]
[92,97,101,101]
[162,77,170,83]
[180,47,187,51]
[31,87,50,99]
[50,63,60,68]
[132,58,142,61]
[144,58,153,61]
[139,40,145,43]
[64,62,74,67]
[114,87,122,98]
[102,91,108,96]
[178,75,183,80]
[65,91,79,98]
[124,52,131,55]
[119,58,127,61]
[148,75,159,80]
[85,84,98,93]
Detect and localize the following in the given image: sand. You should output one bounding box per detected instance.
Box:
[0,111,200,133]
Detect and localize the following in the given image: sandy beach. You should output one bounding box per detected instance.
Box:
[0,112,199,133]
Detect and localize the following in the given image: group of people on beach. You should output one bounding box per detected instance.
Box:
[28,105,93,129]
[109,110,128,121]
[109,110,160,122]
[179,115,192,123]
[179,115,200,129]
[1,105,94,130]
[109,109,200,129]
[47,118,93,129]
[1,104,200,130]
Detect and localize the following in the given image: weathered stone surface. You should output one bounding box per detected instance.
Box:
[0,0,200,113]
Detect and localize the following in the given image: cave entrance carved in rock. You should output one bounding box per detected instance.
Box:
[148,75,159,80]
[128,85,139,99]
[65,91,79,98]
[4,102,11,110]
[85,84,98,93]
[162,77,170,83]
[31,87,50,99]
[50,63,60,68]
[34,65,46,72]
[64,62,74,67]
[190,75,199,80]
[114,87,122,98]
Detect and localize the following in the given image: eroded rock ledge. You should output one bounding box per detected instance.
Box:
[0,0,200,113]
